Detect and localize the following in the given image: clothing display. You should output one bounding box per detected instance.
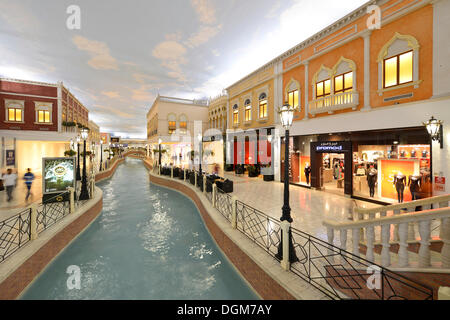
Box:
[394,174,407,203]
[408,175,421,201]
[367,168,377,197]
[410,150,416,158]
[304,164,311,185]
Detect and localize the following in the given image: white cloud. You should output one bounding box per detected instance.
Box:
[152,40,188,82]
[190,0,217,25]
[72,36,119,70]
[101,91,120,98]
[185,24,222,48]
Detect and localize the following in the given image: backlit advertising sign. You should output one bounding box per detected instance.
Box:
[42,157,76,203]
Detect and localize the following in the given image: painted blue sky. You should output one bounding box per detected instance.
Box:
[0,0,368,138]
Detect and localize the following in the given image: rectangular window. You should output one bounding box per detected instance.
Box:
[245,107,251,122]
[233,110,239,125]
[384,50,413,88]
[38,110,51,123]
[316,79,331,98]
[8,108,22,122]
[288,90,299,108]
[179,121,187,129]
[259,99,268,118]
[334,71,353,94]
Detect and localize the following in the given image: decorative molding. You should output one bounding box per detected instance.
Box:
[314,24,358,53]
[377,32,420,63]
[377,80,423,94]
[312,65,333,85]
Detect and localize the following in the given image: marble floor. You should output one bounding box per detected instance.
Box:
[223,172,378,243]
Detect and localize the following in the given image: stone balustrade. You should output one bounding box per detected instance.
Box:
[324,201,450,270]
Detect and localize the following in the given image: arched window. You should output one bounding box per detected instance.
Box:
[168,113,176,134]
[179,114,187,133]
[232,104,239,125]
[244,99,252,122]
[377,33,420,92]
[258,93,268,119]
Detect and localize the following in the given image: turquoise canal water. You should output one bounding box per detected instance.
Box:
[21,158,259,300]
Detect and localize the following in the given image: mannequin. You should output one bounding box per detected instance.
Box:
[304,163,311,185]
[422,150,428,158]
[408,175,421,201]
[394,173,407,203]
[367,166,378,197]
[410,150,416,158]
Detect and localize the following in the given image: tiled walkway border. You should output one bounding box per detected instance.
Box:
[142,161,327,300]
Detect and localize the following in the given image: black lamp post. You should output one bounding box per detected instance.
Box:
[275,102,299,263]
[158,138,162,166]
[79,128,90,200]
[76,135,81,181]
[99,141,103,171]
[198,133,202,173]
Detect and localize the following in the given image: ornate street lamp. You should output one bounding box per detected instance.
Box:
[99,140,103,171]
[275,102,298,263]
[76,135,81,181]
[79,128,90,200]
[423,116,444,149]
[198,133,203,173]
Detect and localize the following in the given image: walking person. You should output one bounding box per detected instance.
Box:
[2,168,17,202]
[23,168,35,201]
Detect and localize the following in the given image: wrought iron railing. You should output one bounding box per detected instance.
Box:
[235,200,282,259]
[158,167,433,300]
[215,188,232,222]
[0,182,94,265]
[36,191,71,234]
[289,227,433,300]
[0,207,31,263]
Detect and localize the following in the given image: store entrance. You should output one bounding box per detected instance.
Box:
[310,141,353,196]
[322,153,345,195]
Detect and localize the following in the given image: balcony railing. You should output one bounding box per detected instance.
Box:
[310,91,359,116]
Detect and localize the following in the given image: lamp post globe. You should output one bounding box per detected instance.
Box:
[275,102,298,264]
[79,128,90,200]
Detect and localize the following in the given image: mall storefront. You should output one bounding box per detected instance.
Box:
[281,126,432,204]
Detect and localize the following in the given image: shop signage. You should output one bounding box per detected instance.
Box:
[315,142,349,153]
[435,176,446,192]
[111,137,120,143]
[42,157,76,203]
[6,150,15,166]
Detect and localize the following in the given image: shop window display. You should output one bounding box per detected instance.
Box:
[353,144,431,203]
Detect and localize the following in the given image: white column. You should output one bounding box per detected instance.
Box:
[68,187,75,214]
[441,218,450,268]
[280,220,291,271]
[381,224,391,267]
[418,220,431,268]
[366,225,375,262]
[212,183,217,208]
[361,31,372,111]
[398,222,409,267]
[352,228,360,258]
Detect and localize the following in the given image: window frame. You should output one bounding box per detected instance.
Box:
[244,99,252,122]
[383,50,413,89]
[315,79,331,99]
[334,71,353,94]
[34,102,53,125]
